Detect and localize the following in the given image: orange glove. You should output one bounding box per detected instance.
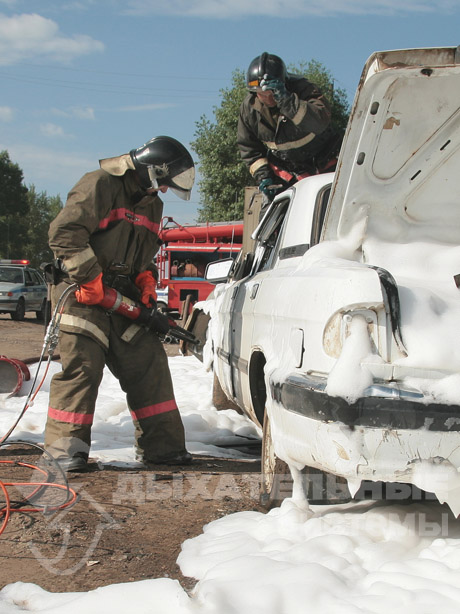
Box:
[135,270,157,308]
[75,272,104,305]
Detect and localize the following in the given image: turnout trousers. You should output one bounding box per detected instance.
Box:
[44,306,187,464]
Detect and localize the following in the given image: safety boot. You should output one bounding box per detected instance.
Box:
[141,451,193,467]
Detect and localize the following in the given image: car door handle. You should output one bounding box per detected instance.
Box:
[250,284,259,300]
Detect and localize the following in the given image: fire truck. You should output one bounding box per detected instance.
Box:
[156,217,243,318]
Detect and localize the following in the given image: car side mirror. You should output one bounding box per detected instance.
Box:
[205,258,234,284]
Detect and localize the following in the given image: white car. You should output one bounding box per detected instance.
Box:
[199,46,460,515]
[0,260,48,321]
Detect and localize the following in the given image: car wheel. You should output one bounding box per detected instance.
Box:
[260,411,293,509]
[11,298,25,321]
[35,298,47,321]
[260,411,352,508]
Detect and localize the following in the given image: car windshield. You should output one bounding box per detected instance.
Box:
[0,267,23,283]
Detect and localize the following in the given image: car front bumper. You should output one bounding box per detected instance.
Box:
[272,373,460,432]
[269,373,460,515]
[0,298,17,312]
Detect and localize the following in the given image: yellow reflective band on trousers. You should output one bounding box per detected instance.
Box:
[60,313,109,349]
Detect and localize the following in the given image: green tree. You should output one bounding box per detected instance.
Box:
[24,186,63,267]
[0,150,29,258]
[192,69,251,222]
[291,59,349,134]
[192,61,350,222]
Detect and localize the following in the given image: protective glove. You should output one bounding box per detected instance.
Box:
[75,272,104,305]
[258,177,277,200]
[260,75,289,105]
[135,270,158,308]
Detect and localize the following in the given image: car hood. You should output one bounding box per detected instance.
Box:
[314,47,460,378]
[324,46,460,247]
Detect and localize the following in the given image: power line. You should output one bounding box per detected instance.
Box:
[0,72,219,98]
[11,61,229,83]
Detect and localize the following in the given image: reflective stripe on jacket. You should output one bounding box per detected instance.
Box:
[48,168,163,345]
[49,169,162,285]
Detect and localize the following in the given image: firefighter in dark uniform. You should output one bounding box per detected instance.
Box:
[44,136,195,472]
[237,52,343,204]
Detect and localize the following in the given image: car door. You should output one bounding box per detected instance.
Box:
[31,269,47,309]
[23,269,44,310]
[250,179,333,373]
[216,195,293,412]
[22,269,36,310]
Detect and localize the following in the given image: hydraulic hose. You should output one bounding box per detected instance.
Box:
[0,441,78,536]
[1,280,197,444]
[0,284,77,445]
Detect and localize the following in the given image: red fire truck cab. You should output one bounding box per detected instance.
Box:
[156,217,243,318]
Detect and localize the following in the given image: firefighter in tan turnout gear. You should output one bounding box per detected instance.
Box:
[45,136,195,472]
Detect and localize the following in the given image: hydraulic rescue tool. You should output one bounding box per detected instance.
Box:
[98,284,199,345]
[1,282,198,444]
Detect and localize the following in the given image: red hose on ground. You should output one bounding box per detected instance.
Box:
[0,459,78,536]
[0,480,11,535]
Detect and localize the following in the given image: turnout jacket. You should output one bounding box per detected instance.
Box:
[237,75,342,179]
[48,167,163,349]
[49,168,161,285]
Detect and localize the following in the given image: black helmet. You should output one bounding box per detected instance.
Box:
[246,52,287,92]
[130,136,195,201]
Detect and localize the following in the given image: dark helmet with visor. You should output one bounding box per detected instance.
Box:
[246,52,287,92]
[130,136,195,201]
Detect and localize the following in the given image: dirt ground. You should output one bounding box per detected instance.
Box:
[0,313,264,594]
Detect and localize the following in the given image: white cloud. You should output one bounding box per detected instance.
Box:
[121,0,459,17]
[0,13,105,66]
[40,123,71,138]
[50,108,71,118]
[50,106,96,120]
[71,106,96,120]
[0,106,13,121]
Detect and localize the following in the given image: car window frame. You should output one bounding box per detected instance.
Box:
[250,196,291,275]
[31,270,44,285]
[248,180,333,277]
[310,183,332,247]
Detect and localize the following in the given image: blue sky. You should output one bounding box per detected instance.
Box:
[1,0,460,224]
